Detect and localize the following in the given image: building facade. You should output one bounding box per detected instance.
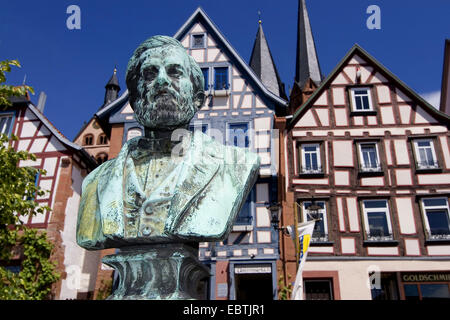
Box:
[0,95,98,299]
[278,42,450,300]
[91,8,287,300]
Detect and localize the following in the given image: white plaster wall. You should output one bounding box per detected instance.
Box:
[399,105,412,124]
[395,198,416,235]
[333,141,353,166]
[439,136,450,169]
[332,88,345,105]
[395,169,412,186]
[405,239,421,256]
[376,85,391,103]
[334,108,348,126]
[341,238,356,254]
[43,157,58,177]
[418,174,450,185]
[59,164,100,299]
[380,106,395,124]
[29,138,48,153]
[295,109,317,127]
[314,92,328,106]
[256,207,270,228]
[334,171,349,186]
[393,140,410,165]
[346,197,360,232]
[315,108,329,126]
[21,121,39,138]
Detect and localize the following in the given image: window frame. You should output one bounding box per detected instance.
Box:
[420,197,450,240]
[0,112,15,137]
[97,134,108,145]
[190,33,206,49]
[299,143,323,175]
[348,86,375,113]
[357,141,382,173]
[412,139,440,170]
[361,199,394,242]
[213,66,230,92]
[300,200,329,243]
[227,122,250,149]
[83,134,94,146]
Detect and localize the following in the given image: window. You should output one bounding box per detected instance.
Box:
[83,134,93,146]
[191,34,206,49]
[98,134,108,145]
[349,87,373,112]
[235,193,252,225]
[413,139,439,170]
[299,144,322,174]
[214,67,229,90]
[96,153,108,165]
[421,198,450,240]
[201,68,209,91]
[362,200,393,241]
[189,123,208,134]
[0,114,13,136]
[301,201,328,242]
[228,123,249,148]
[404,284,450,300]
[304,279,334,300]
[358,142,381,172]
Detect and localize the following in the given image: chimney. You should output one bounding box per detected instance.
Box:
[37,92,47,113]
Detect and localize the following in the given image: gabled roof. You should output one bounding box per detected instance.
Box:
[174,8,287,107]
[8,97,97,169]
[288,44,450,130]
[96,7,288,135]
[295,0,322,88]
[249,21,287,100]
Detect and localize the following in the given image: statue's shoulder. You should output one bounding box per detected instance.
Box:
[81,158,116,192]
[192,131,260,168]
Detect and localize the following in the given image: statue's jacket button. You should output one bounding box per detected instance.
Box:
[138,197,172,237]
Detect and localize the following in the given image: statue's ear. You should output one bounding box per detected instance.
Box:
[194,91,206,109]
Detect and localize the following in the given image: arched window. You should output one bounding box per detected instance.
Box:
[98,134,108,145]
[96,153,108,165]
[83,134,94,146]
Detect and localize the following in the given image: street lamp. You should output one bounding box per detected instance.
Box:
[266,202,287,233]
[306,198,322,222]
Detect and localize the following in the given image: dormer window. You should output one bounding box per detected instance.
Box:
[349,87,374,112]
[98,134,108,145]
[191,34,206,49]
[83,134,93,146]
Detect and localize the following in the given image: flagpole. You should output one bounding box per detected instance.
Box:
[293,201,300,270]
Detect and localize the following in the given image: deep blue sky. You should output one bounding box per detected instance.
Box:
[1,0,449,140]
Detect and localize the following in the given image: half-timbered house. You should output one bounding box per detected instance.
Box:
[90,7,288,300]
[278,40,450,300]
[1,95,98,299]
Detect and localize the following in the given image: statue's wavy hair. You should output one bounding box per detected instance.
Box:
[125,35,205,110]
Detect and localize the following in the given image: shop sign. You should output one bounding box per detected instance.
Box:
[234,264,272,274]
[401,272,450,282]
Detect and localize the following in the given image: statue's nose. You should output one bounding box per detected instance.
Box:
[156,68,170,86]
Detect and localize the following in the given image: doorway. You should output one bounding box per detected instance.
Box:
[234,273,273,301]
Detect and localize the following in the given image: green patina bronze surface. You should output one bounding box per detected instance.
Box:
[76,36,260,300]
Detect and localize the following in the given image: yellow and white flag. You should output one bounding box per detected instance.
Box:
[286,220,315,300]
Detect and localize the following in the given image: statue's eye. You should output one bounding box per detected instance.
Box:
[167,65,183,78]
[143,66,158,81]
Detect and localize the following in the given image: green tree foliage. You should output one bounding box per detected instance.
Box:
[0,60,34,107]
[0,60,59,299]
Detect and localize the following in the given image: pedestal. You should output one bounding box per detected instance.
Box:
[102,243,210,300]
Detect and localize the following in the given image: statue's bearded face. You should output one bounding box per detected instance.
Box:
[133,46,196,129]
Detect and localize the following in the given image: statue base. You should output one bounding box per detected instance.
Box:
[102,243,210,300]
